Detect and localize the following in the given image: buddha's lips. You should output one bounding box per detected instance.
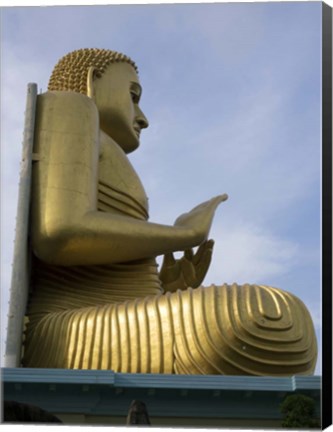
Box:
[134,127,141,137]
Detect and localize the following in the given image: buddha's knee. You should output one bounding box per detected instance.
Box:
[23,285,317,375]
[170,284,317,376]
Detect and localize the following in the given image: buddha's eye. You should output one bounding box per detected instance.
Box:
[130,91,139,103]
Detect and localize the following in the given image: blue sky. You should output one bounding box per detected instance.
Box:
[1,1,323,374]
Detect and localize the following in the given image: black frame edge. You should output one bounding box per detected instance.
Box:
[322,1,332,430]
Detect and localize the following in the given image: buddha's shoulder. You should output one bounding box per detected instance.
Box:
[37,91,98,118]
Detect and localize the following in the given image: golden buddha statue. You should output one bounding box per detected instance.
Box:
[23,48,317,375]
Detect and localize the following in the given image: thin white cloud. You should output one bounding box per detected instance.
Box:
[206,222,299,285]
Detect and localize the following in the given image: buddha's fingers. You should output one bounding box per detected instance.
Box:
[186,194,228,215]
[159,253,180,284]
[192,240,215,266]
[193,249,214,286]
[179,256,196,287]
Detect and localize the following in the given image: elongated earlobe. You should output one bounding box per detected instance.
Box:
[87,66,96,99]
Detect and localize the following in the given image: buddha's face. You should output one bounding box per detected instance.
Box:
[92,62,149,153]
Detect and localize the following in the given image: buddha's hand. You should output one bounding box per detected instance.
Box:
[174,194,228,244]
[159,240,215,292]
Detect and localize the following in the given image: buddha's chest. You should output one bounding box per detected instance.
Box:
[97,132,149,220]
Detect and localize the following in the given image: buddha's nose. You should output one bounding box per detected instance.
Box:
[136,107,149,129]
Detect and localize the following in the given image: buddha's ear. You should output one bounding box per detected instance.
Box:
[87,66,97,99]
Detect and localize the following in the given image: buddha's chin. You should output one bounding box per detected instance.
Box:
[120,134,140,154]
[109,137,140,154]
[107,129,140,154]
[119,140,139,154]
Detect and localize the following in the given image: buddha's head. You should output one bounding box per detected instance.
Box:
[48,48,149,153]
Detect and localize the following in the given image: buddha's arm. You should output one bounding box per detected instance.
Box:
[32,92,226,266]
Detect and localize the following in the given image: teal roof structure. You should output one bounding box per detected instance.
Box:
[2,368,321,420]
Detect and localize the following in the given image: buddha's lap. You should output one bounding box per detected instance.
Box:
[23,284,317,375]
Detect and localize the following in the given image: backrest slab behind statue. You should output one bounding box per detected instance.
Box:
[22,48,317,375]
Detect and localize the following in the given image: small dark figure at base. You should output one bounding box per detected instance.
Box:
[126,400,151,426]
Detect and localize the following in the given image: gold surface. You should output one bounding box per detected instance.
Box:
[23,49,317,375]
[24,283,316,375]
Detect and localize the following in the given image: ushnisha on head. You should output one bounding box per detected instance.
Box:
[48,48,148,153]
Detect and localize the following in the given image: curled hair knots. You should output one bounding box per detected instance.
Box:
[48,48,138,94]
